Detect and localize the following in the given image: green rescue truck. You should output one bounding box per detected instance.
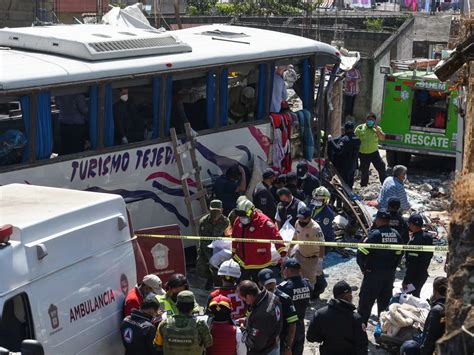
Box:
[379,66,460,167]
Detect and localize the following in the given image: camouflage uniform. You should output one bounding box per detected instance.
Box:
[196,213,231,280]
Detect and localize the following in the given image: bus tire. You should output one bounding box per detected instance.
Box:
[386,150,398,167]
[396,152,411,166]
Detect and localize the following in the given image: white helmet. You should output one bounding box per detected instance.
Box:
[218,259,241,279]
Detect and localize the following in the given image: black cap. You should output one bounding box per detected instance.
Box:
[387,197,401,209]
[276,174,287,184]
[257,268,276,285]
[262,168,276,179]
[283,258,301,269]
[296,162,308,178]
[375,210,391,220]
[408,213,424,227]
[297,206,312,219]
[333,281,358,298]
[286,172,297,181]
[344,121,354,130]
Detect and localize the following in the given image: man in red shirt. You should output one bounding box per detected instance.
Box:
[123,274,164,317]
[232,198,286,282]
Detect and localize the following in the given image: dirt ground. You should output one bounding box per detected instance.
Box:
[188,151,452,354]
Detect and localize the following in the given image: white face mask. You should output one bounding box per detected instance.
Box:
[120,94,129,102]
[313,200,323,207]
[240,217,250,225]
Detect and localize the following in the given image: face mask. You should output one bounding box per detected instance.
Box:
[120,94,129,102]
[313,200,323,207]
[301,173,308,179]
[240,217,250,225]
[281,201,290,206]
[299,221,309,227]
[210,210,221,219]
[367,120,375,128]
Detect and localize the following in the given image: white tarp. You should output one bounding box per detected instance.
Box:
[101,3,160,32]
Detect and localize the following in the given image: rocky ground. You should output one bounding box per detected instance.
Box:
[188,151,453,354]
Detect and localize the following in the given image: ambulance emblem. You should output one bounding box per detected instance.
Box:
[48,304,59,329]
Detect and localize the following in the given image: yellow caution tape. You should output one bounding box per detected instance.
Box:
[135,233,448,253]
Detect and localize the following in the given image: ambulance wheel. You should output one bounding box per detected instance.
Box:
[396,152,411,166]
[386,150,398,167]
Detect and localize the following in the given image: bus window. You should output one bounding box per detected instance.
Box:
[410,90,448,130]
[170,75,208,135]
[112,83,152,145]
[0,99,26,167]
[227,64,258,125]
[0,293,34,352]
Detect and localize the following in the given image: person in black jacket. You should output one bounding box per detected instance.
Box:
[400,276,447,355]
[402,213,433,298]
[296,162,320,204]
[275,187,306,229]
[328,121,361,189]
[285,172,306,201]
[238,280,282,355]
[121,294,161,355]
[253,169,277,220]
[307,280,368,355]
[387,197,410,244]
[357,211,403,324]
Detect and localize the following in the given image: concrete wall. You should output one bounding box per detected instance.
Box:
[0,0,36,27]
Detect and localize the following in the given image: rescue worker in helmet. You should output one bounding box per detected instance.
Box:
[207,259,247,321]
[156,274,199,316]
[154,290,213,355]
[232,198,287,282]
[310,187,336,243]
[207,295,247,355]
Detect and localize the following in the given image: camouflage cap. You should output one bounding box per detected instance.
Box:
[177,290,195,304]
[209,200,223,210]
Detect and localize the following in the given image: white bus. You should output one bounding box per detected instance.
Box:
[0,23,340,238]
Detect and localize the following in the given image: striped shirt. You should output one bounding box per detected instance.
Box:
[378,176,411,212]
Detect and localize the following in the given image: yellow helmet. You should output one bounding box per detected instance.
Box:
[235,198,255,218]
[312,186,330,204]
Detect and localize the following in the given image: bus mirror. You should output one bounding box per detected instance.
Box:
[380,66,391,75]
[21,339,44,355]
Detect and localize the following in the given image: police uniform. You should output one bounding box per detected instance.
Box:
[357,217,403,324]
[389,211,409,244]
[278,275,312,355]
[276,196,306,228]
[154,291,212,355]
[403,230,433,297]
[121,309,159,355]
[328,130,361,189]
[296,162,321,204]
[311,204,336,242]
[196,205,231,281]
[275,288,299,352]
[253,181,277,220]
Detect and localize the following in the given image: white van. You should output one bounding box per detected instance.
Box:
[0,184,140,354]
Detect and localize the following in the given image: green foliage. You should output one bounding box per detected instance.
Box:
[365,18,384,32]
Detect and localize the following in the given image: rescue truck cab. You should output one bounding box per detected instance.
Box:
[0,184,139,354]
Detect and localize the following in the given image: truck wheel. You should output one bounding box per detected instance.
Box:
[386,150,398,167]
[396,152,411,166]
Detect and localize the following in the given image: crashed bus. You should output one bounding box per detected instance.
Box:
[0,23,340,240]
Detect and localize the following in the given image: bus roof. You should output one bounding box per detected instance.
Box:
[0,24,339,92]
[391,71,441,81]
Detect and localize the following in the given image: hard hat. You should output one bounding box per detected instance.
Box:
[312,186,330,199]
[235,198,254,218]
[218,259,242,279]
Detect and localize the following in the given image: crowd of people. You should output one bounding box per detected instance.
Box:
[119,147,446,354]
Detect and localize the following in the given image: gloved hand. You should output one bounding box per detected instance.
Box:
[121,136,128,144]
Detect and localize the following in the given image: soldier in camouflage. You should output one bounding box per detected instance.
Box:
[154,290,213,355]
[197,200,232,290]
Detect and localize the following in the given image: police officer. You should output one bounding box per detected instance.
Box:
[154,290,213,355]
[402,213,433,298]
[387,197,409,244]
[328,121,361,189]
[285,172,305,201]
[253,168,278,220]
[257,269,298,355]
[278,258,312,355]
[310,187,336,243]
[157,274,199,316]
[238,280,282,355]
[275,187,306,229]
[271,174,287,201]
[296,162,320,204]
[197,199,232,289]
[121,294,161,355]
[357,211,403,324]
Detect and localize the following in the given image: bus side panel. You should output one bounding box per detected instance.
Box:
[30,241,136,355]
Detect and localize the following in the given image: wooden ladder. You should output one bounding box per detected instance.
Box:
[170,123,208,236]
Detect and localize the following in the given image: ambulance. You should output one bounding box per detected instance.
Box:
[0,184,147,354]
[379,59,461,167]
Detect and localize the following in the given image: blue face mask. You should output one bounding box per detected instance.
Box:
[367,120,375,128]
